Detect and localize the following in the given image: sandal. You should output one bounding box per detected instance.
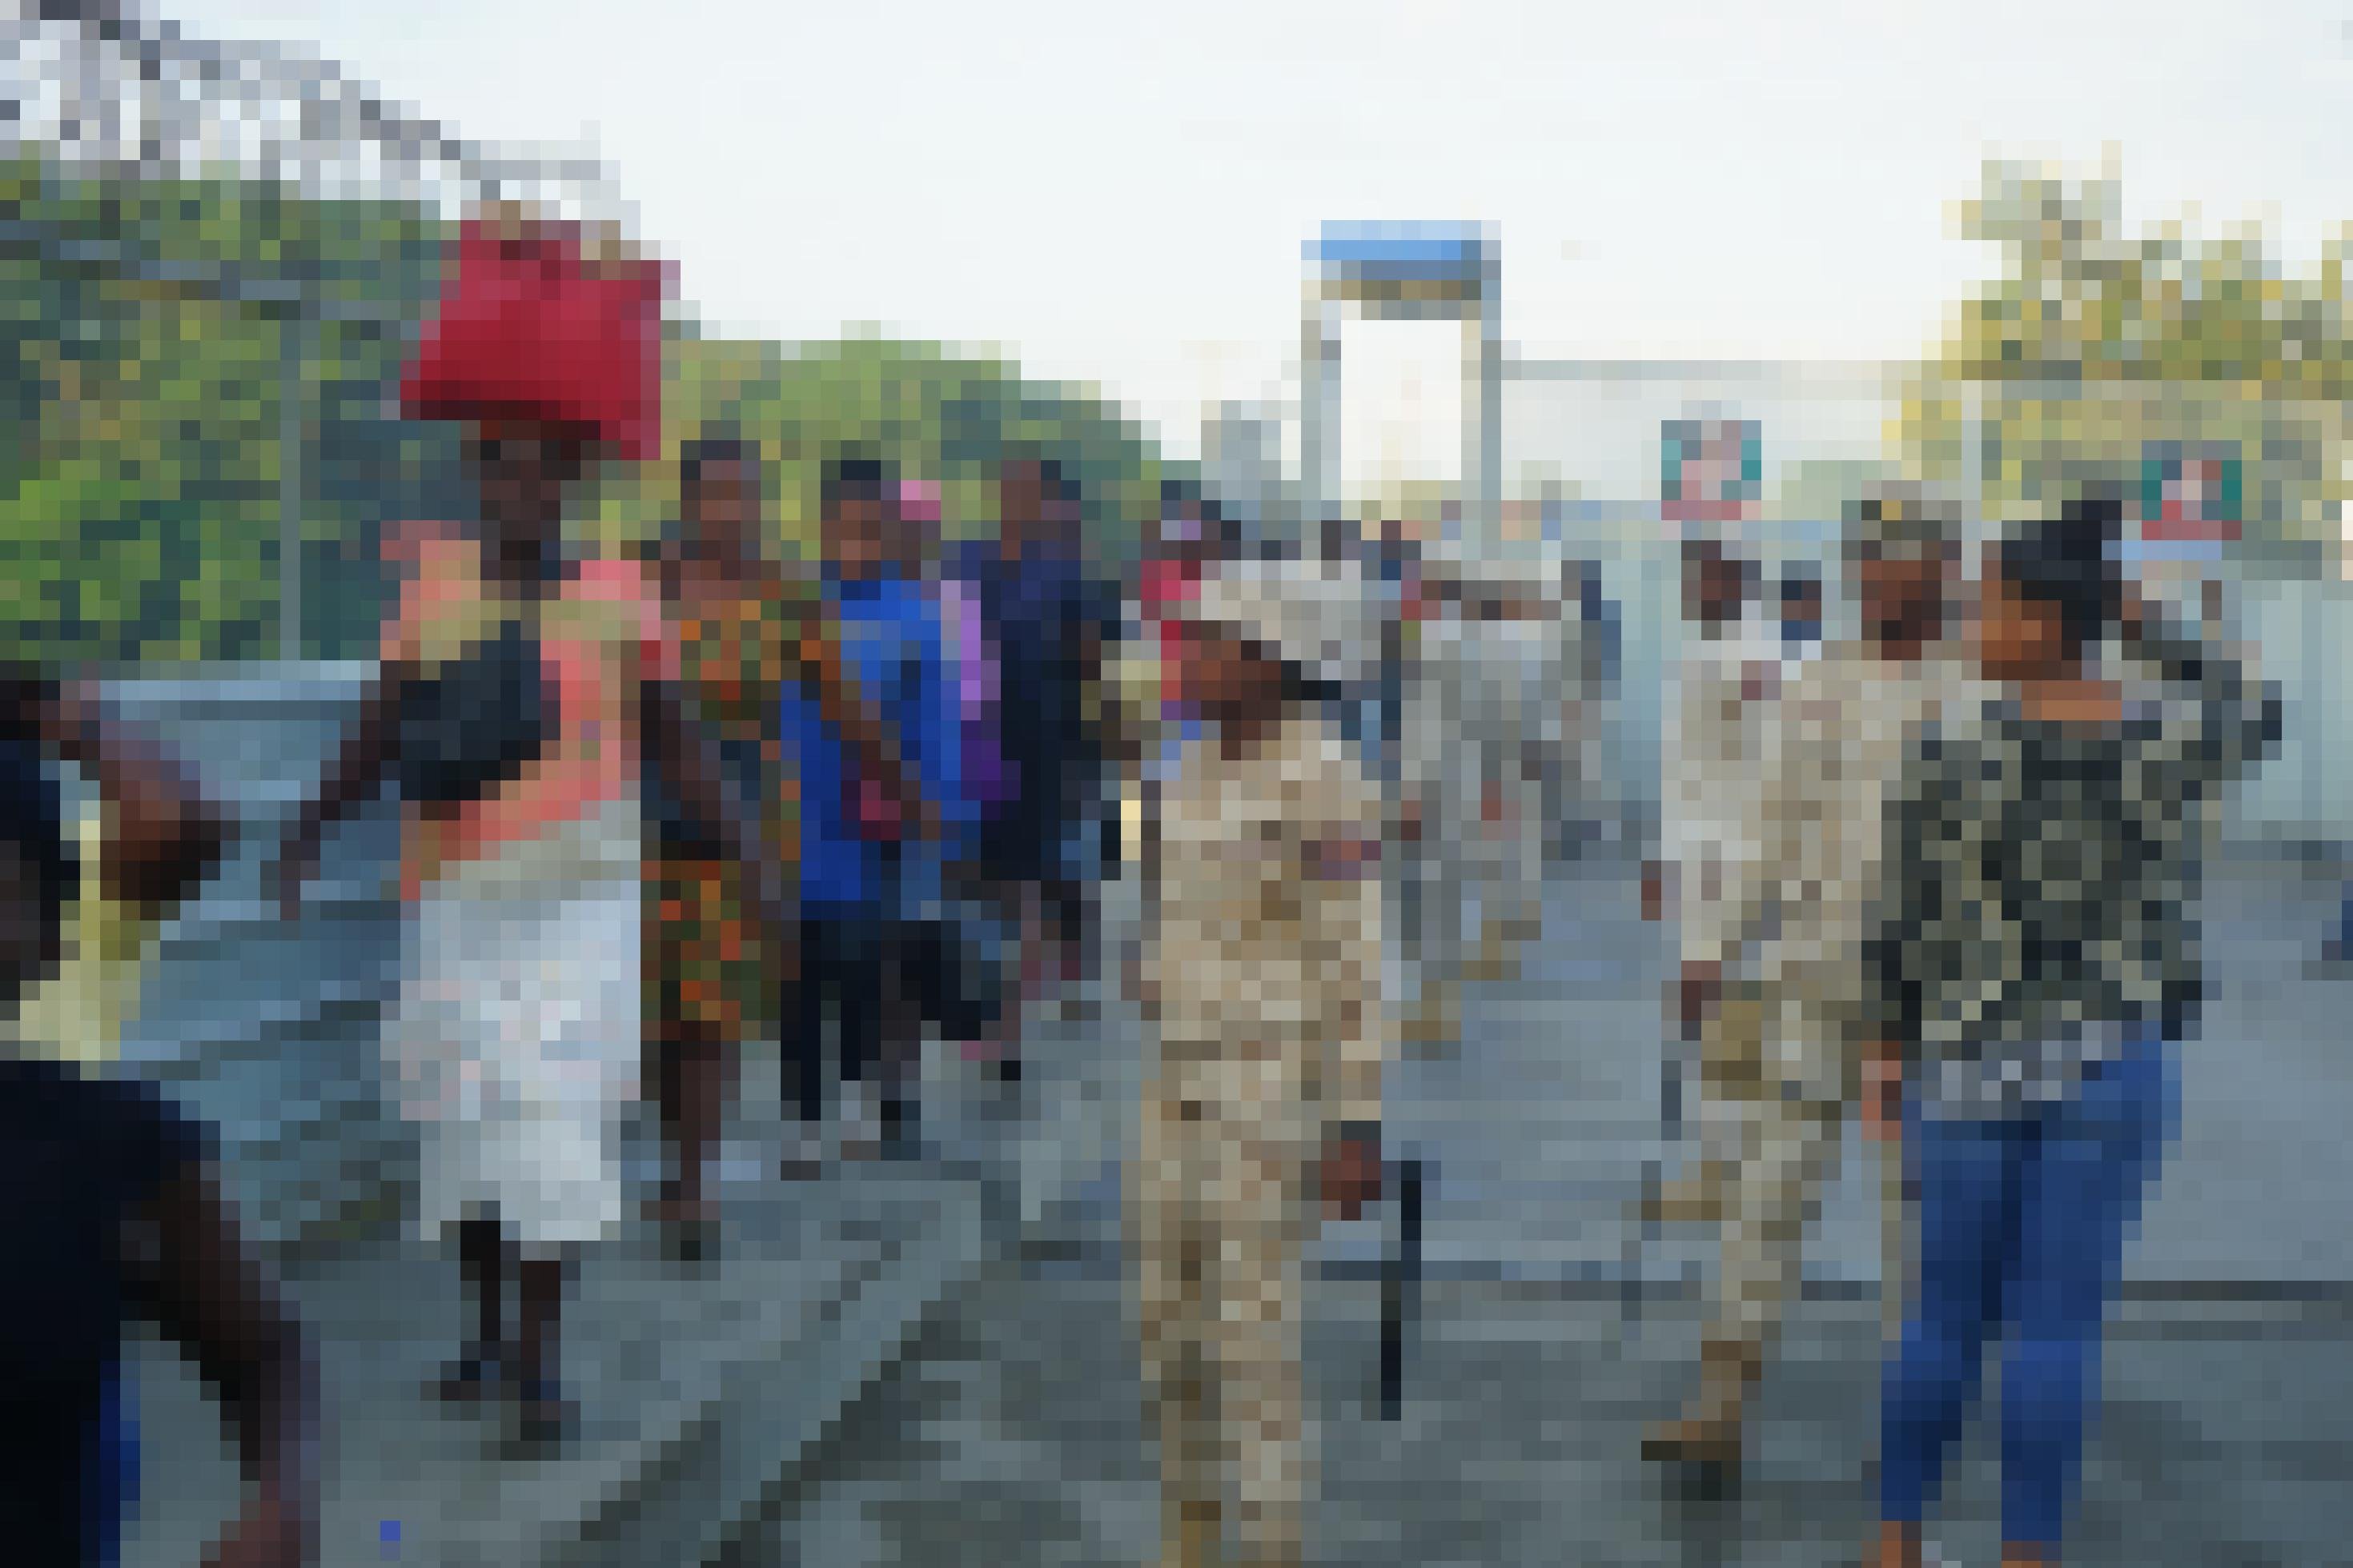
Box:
[646,1194,719,1264]
[1640,1414,1745,1472]
[515,1378,579,1446]
[431,1348,504,1406]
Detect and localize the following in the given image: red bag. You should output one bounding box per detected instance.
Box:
[400,216,669,461]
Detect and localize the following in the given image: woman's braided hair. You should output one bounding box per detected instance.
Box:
[1996,489,2126,660]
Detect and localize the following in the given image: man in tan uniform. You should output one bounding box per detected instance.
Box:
[1646,483,1974,1469]
[1395,561,1588,1050]
[1647,532,1781,1225]
[1131,555,1387,1568]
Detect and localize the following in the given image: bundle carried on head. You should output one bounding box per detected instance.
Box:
[897,479,943,527]
[400,201,673,461]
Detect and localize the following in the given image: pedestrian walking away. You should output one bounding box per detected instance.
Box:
[1862,497,2279,1568]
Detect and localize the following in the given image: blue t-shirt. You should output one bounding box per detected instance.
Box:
[781,572,974,914]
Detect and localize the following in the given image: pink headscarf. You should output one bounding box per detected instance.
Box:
[896,479,942,527]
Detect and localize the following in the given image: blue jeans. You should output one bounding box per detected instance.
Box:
[1879,1033,2176,1550]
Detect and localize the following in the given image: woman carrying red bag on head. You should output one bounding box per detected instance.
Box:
[268,206,784,1446]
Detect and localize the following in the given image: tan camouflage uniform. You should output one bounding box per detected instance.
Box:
[1707,644,1982,1358]
[1134,565,1384,1568]
[1658,602,1786,1221]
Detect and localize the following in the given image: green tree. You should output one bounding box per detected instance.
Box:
[6,154,1182,669]
[2,153,448,667]
[600,329,1179,571]
[1901,158,2351,567]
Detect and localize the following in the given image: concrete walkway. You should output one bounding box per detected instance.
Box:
[114,820,2353,1565]
[717,843,2353,1566]
[124,1149,986,1568]
[719,1241,2353,1567]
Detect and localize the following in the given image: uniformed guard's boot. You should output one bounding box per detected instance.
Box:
[1401,984,1462,1055]
[1640,1159,1737,1226]
[1466,924,1513,984]
[1162,1498,1222,1568]
[1640,1410,1744,1472]
[1642,1335,1763,1470]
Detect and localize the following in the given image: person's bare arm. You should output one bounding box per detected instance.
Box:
[2115,577,2281,773]
[35,678,234,916]
[271,668,408,919]
[1305,830,1382,883]
[789,620,939,843]
[126,1164,319,1568]
[1319,775,1387,1221]
[1862,730,1936,1145]
[644,677,791,935]
[1861,1037,1905,1145]
[1130,751,1165,1019]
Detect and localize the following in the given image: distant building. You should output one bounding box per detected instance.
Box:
[1199,399,1296,553]
[1500,359,1898,552]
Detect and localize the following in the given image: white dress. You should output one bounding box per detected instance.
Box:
[387,791,642,1255]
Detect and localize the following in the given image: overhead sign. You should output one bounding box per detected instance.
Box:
[2135,441,2241,557]
[1307,221,1499,299]
[1661,418,1761,525]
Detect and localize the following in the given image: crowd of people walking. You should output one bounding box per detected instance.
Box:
[0,200,2287,1568]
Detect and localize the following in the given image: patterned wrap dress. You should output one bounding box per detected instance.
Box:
[646,572,812,1044]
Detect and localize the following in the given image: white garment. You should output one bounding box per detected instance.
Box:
[1399,613,1512,989]
[390,792,642,1254]
[1529,608,1599,842]
[1661,607,1783,963]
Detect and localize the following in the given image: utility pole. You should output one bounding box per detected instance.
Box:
[278,310,311,660]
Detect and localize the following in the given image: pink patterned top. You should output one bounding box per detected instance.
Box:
[382,523,677,900]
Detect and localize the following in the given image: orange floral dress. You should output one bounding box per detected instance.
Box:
[647,575,809,1040]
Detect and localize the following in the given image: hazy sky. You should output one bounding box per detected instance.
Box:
[167,0,2353,465]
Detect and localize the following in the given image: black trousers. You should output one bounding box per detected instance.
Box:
[790,912,885,1127]
[792,908,994,1139]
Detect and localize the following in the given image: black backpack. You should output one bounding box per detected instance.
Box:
[395,615,555,809]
